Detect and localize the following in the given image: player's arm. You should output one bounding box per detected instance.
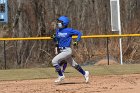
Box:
[54,42,59,55]
[51,30,59,54]
[51,29,59,42]
[70,29,82,46]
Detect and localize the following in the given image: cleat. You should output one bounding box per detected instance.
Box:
[84,71,89,83]
[55,75,65,83]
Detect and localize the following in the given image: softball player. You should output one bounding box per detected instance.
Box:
[52,16,89,83]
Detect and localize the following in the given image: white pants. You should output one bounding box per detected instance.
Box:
[52,48,78,67]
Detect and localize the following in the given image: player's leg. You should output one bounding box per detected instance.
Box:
[52,55,65,83]
[67,56,89,83]
[52,49,71,82]
[67,57,85,75]
[58,60,67,73]
[62,61,67,73]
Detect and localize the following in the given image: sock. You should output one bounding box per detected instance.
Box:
[62,63,67,72]
[74,65,85,75]
[54,65,63,76]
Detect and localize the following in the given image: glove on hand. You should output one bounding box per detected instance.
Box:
[73,41,78,46]
[51,33,56,39]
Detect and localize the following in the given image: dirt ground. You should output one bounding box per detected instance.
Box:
[0,74,140,93]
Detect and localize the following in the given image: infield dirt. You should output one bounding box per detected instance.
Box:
[0,74,139,93]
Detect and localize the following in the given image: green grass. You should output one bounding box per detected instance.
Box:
[0,64,140,81]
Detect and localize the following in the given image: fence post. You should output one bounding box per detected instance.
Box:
[106,37,110,65]
[3,41,7,69]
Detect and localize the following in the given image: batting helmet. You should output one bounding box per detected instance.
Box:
[57,16,70,26]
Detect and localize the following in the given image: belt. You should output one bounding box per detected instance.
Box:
[59,47,68,50]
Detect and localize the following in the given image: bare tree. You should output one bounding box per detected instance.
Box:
[0,0,139,69]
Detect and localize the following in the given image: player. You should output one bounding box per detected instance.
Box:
[51,16,89,83]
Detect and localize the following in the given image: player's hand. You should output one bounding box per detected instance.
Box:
[51,33,56,39]
[73,41,78,46]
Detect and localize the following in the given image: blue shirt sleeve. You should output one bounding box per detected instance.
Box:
[70,29,82,42]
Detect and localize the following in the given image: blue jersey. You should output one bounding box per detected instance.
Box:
[55,28,82,47]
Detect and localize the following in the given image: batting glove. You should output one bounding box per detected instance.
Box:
[73,41,78,46]
[51,33,56,39]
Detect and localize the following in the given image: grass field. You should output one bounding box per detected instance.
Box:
[0,64,140,81]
